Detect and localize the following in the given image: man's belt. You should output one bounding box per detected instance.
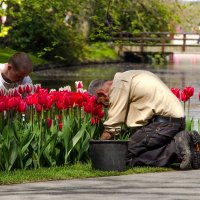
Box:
[153,116,185,124]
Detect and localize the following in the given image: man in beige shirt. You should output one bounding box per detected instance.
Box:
[88,70,200,169]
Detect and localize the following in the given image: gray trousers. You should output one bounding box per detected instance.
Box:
[126,121,185,167]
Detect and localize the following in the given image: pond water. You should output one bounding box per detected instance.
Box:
[32,53,200,130]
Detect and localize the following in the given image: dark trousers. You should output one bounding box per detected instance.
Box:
[127,121,185,167]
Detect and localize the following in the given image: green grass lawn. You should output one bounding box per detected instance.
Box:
[0,48,16,63]
[0,43,120,69]
[0,48,46,66]
[0,163,174,185]
[83,42,121,63]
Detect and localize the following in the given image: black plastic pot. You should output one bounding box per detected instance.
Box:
[89,140,129,172]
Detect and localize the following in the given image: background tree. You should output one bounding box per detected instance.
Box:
[2,0,199,64]
[1,0,86,63]
[88,0,183,42]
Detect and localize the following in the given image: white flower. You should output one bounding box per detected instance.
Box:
[59,86,71,92]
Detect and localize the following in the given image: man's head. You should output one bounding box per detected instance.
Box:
[88,79,113,106]
[5,52,33,83]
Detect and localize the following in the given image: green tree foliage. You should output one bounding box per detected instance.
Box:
[175,1,200,32]
[0,0,186,63]
[89,0,182,41]
[2,0,86,63]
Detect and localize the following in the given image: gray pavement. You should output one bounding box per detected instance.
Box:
[1,170,200,200]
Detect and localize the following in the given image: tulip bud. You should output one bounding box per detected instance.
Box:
[47,118,52,128]
[25,84,32,93]
[18,85,25,94]
[75,81,83,89]
[34,84,41,93]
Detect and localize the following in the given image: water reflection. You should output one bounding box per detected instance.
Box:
[32,54,200,130]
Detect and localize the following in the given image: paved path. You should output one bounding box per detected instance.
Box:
[1,170,200,200]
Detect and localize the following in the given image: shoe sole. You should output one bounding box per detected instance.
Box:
[190,131,200,169]
[192,151,200,169]
[178,131,192,170]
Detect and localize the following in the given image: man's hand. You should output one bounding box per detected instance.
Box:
[100,131,114,140]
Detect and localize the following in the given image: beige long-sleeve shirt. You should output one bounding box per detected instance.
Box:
[104,70,184,133]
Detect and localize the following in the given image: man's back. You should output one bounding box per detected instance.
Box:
[104,70,184,129]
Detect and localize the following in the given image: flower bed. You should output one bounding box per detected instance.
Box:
[0,81,105,171]
[171,86,195,131]
[0,82,198,172]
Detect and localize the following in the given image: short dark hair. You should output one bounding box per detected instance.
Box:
[8,52,33,72]
[88,79,107,96]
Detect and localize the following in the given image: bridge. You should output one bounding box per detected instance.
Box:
[112,32,200,57]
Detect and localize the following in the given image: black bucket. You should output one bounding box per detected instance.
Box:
[89,140,129,172]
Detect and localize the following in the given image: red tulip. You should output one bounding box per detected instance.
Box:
[56,101,64,110]
[34,84,41,93]
[38,93,47,105]
[89,96,97,103]
[45,95,54,110]
[17,99,27,113]
[25,84,32,93]
[49,91,59,101]
[57,114,62,122]
[58,122,63,130]
[75,81,83,89]
[74,93,84,107]
[38,88,48,94]
[64,93,73,108]
[6,97,19,109]
[181,91,189,102]
[170,88,180,100]
[13,88,21,97]
[97,111,105,119]
[0,101,5,112]
[182,86,194,99]
[91,117,96,125]
[84,103,94,113]
[25,93,38,106]
[35,104,42,112]
[18,85,25,94]
[93,104,103,116]
[47,118,52,128]
[0,89,5,96]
